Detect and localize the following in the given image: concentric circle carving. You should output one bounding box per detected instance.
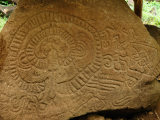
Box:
[8,12,102,94]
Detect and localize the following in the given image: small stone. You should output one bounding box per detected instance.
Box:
[79,114,105,120]
[148,111,154,115]
[87,114,105,120]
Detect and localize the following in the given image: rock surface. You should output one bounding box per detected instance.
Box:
[0,35,7,75]
[1,0,160,120]
[145,24,160,46]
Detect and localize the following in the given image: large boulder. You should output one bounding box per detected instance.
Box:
[1,0,160,120]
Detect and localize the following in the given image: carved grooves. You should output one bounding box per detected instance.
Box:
[86,79,123,93]
[56,14,102,94]
[8,12,102,94]
[154,62,160,77]
[25,27,75,69]
[99,25,158,91]
[0,35,6,74]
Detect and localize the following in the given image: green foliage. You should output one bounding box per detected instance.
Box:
[0,0,14,6]
[0,16,7,32]
[0,0,9,6]
[125,0,160,27]
[0,0,9,5]
[142,1,160,27]
[0,0,15,32]
[125,0,129,3]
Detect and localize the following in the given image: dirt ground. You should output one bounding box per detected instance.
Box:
[70,110,160,120]
[119,111,160,120]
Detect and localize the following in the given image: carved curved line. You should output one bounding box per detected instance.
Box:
[9,12,102,95]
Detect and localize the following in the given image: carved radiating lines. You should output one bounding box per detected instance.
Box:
[8,12,102,94]
[98,25,158,92]
[25,27,75,69]
[154,62,160,77]
[55,14,102,95]
[86,79,123,92]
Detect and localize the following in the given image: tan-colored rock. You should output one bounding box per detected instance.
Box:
[1,0,160,120]
[148,111,154,115]
[79,114,105,120]
[0,35,7,75]
[0,116,3,120]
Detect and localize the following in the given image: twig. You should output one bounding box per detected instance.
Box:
[154,110,160,120]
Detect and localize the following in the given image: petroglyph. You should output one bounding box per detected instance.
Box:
[0,0,160,120]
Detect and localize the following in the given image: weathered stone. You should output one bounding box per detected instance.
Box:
[0,35,7,75]
[0,116,3,120]
[79,114,105,120]
[145,24,160,46]
[1,0,160,120]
